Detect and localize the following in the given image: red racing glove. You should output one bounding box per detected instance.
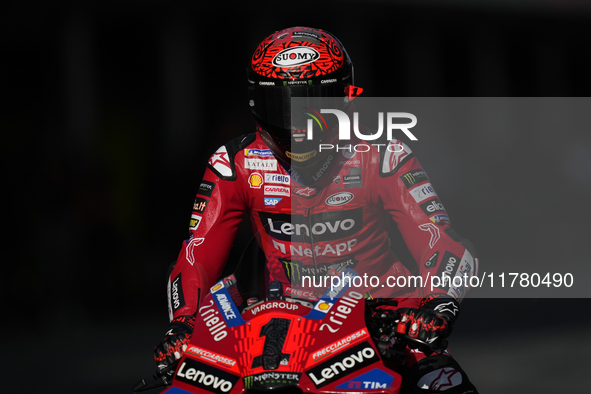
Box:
[396,297,460,347]
[154,315,195,373]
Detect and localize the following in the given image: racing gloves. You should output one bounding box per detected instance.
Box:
[154,315,195,373]
[367,296,460,352]
[396,296,460,347]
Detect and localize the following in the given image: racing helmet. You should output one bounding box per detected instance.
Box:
[247,27,361,174]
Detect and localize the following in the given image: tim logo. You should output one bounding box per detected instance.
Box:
[335,368,395,390]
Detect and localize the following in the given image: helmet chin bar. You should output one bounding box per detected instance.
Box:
[257,123,342,187]
[257,126,290,166]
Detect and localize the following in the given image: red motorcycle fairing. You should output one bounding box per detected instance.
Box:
[162,272,402,394]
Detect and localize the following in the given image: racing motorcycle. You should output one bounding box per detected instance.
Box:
[133,263,443,394]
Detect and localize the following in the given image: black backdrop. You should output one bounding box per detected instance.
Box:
[4,1,591,392]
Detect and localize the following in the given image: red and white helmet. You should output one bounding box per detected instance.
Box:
[247,27,361,175]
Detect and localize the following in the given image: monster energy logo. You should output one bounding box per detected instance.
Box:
[244,375,254,389]
[244,373,301,389]
[281,258,358,285]
[281,258,302,285]
[400,169,429,188]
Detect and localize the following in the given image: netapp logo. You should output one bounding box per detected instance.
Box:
[258,208,362,243]
[175,358,239,393]
[306,343,379,388]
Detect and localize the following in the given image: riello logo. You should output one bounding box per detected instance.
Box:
[273,47,320,67]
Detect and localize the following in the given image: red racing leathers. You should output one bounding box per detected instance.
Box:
[166,132,479,323]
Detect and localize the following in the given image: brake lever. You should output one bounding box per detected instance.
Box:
[132,378,169,393]
[395,333,447,356]
[132,360,179,393]
[153,359,180,382]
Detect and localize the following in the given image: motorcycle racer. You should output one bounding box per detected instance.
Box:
[154,27,479,393]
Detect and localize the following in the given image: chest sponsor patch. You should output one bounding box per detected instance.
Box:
[248,173,263,188]
[265,173,290,185]
[245,158,277,171]
[280,257,358,286]
[293,186,317,198]
[331,168,362,190]
[264,185,290,197]
[326,192,354,206]
[244,148,273,157]
[258,208,363,243]
[264,197,282,207]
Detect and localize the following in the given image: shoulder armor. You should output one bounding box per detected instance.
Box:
[207,133,257,181]
[378,138,414,177]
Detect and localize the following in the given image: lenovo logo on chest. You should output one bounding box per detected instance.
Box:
[258,208,363,243]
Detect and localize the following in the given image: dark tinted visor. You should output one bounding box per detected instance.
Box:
[249,83,350,141]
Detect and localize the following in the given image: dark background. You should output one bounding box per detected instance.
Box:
[4,1,591,392]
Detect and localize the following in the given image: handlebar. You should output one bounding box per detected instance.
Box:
[132,360,179,393]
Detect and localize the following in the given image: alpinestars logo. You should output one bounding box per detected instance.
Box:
[434,301,459,316]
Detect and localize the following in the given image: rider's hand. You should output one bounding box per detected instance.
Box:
[154,315,195,373]
[396,296,460,346]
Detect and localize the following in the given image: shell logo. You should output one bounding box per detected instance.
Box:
[314,301,334,313]
[211,283,223,293]
[248,173,263,189]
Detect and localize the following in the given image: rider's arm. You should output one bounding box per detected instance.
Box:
[373,139,479,306]
[166,136,252,322]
